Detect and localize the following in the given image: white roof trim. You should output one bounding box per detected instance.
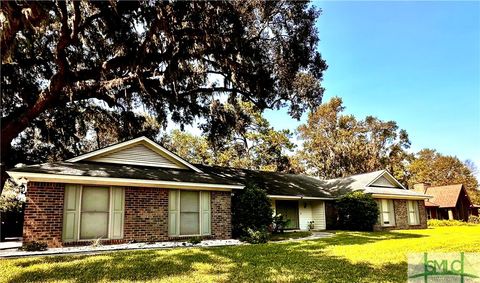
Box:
[366,170,407,190]
[66,136,202,172]
[267,194,333,200]
[7,171,244,190]
[371,193,432,200]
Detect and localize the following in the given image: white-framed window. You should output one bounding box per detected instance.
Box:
[168,190,211,236]
[377,199,395,227]
[63,185,125,242]
[407,200,420,225]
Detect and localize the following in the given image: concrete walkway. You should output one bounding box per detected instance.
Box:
[0,238,22,251]
[0,239,243,258]
[277,231,333,242]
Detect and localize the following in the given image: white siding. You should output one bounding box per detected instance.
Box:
[88,144,188,169]
[298,200,313,230]
[371,176,397,188]
[311,201,326,230]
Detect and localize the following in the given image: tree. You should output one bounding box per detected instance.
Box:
[231,183,273,238]
[296,97,412,181]
[0,1,327,193]
[162,101,296,172]
[335,192,379,231]
[408,149,480,204]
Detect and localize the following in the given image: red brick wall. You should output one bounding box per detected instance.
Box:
[124,187,169,242]
[23,184,233,247]
[23,182,65,248]
[211,191,232,239]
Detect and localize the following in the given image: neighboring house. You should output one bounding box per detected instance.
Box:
[7,137,430,248]
[412,183,479,221]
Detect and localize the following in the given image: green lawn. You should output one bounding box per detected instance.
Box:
[1,226,479,283]
[269,231,312,241]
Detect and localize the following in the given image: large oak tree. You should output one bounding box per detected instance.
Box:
[295,97,412,183]
[0,1,327,193]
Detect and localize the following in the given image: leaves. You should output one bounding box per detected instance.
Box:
[296,97,412,182]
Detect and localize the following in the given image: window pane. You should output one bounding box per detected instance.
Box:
[80,212,108,239]
[180,212,199,235]
[181,191,199,212]
[82,187,109,212]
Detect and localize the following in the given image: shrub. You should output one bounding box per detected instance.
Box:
[468,215,480,224]
[272,214,290,233]
[20,241,48,252]
[232,182,273,238]
[241,228,269,244]
[428,219,474,227]
[335,192,379,231]
[187,236,202,245]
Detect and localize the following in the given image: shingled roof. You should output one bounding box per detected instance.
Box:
[422,184,470,208]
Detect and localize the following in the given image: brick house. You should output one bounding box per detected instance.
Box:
[8,137,430,247]
[412,183,479,221]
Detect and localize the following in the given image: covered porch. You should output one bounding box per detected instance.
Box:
[269,196,327,231]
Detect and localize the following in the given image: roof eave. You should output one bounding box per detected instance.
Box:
[7,171,244,191]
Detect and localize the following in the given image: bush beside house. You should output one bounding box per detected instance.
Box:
[335,192,379,231]
[231,183,273,241]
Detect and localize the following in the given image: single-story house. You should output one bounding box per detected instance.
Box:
[7,137,430,247]
[412,183,479,221]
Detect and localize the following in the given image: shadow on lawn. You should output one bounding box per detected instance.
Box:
[7,233,416,283]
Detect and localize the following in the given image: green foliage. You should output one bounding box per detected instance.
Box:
[408,149,480,204]
[231,183,273,238]
[2,227,480,282]
[241,228,269,244]
[19,241,48,252]
[0,180,25,213]
[468,215,480,224]
[1,1,326,193]
[187,237,202,245]
[427,219,475,227]
[335,192,379,231]
[272,214,290,233]
[162,101,296,172]
[295,97,412,182]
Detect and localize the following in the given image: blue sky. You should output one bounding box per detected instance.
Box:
[264,1,480,168]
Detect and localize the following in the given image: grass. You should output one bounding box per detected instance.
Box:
[269,231,312,241]
[1,226,479,282]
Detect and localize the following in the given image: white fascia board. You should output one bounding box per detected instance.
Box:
[371,193,432,200]
[267,194,333,200]
[7,171,244,191]
[66,136,202,173]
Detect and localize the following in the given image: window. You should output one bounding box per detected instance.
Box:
[63,185,124,242]
[377,199,395,227]
[169,190,210,236]
[80,187,109,239]
[408,200,420,225]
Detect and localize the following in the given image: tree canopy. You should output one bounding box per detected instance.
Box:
[0,1,327,192]
[162,101,295,172]
[295,97,412,182]
[408,149,480,203]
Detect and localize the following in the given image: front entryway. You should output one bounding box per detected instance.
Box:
[275,200,299,229]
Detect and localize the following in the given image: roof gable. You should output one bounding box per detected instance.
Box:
[67,137,201,172]
[424,184,468,208]
[367,171,405,189]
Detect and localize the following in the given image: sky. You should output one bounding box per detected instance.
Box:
[264,1,480,169]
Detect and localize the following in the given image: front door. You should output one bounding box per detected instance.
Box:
[275,200,299,229]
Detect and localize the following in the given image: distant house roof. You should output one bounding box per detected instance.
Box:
[425,200,440,207]
[421,184,470,208]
